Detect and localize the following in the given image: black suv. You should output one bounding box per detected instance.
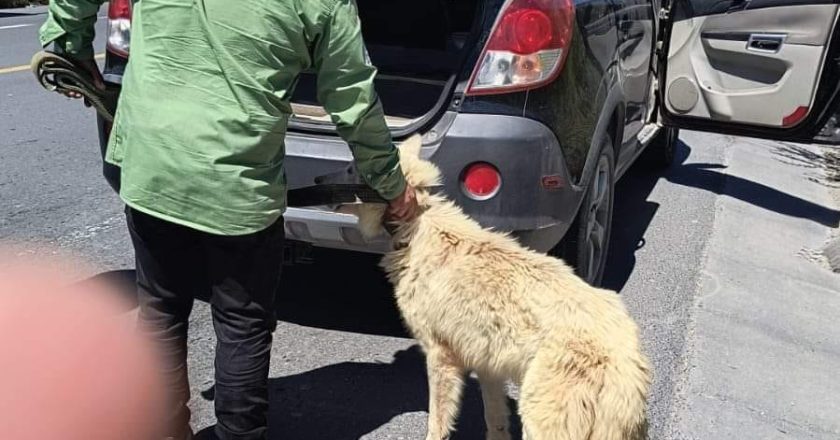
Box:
[97,0,840,285]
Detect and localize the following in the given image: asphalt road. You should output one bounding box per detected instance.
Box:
[1,7,720,439]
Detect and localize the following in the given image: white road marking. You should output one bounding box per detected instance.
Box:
[0,23,33,30]
[0,16,105,31]
[0,52,105,75]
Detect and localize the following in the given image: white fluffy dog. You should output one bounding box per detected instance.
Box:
[348,136,651,440]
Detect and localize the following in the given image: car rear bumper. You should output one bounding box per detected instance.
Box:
[99,111,582,253]
[284,112,584,253]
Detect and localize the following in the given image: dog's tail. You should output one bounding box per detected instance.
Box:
[519,331,650,440]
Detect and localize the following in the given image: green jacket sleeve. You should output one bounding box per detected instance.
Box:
[312,0,407,201]
[39,0,106,59]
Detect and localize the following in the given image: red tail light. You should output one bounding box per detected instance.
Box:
[106,0,132,58]
[467,0,575,95]
[461,163,502,200]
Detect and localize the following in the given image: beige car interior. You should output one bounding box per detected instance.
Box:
[665,4,840,127]
[290,102,415,129]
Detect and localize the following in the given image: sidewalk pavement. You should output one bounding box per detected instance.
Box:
[667,136,840,439]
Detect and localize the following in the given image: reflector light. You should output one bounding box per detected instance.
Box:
[541,175,564,190]
[782,106,809,127]
[461,163,502,200]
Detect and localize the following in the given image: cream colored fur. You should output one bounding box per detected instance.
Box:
[351,136,651,440]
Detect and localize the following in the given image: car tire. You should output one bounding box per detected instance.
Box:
[643,126,679,169]
[552,136,616,286]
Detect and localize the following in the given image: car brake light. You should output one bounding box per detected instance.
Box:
[467,0,574,95]
[106,0,132,58]
[782,106,809,127]
[461,163,502,200]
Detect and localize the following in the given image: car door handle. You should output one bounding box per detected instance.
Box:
[747,34,785,53]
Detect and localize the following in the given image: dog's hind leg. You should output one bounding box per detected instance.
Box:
[477,374,511,440]
[519,337,606,440]
[423,342,465,440]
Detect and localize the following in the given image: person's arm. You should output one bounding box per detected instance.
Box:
[39,0,105,94]
[312,0,410,206]
[40,0,105,59]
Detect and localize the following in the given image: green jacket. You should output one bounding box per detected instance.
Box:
[40,0,406,235]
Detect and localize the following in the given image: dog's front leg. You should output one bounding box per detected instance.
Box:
[477,374,511,440]
[424,342,465,440]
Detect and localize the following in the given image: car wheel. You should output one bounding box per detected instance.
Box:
[643,126,679,169]
[552,136,616,286]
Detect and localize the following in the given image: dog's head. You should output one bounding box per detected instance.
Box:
[346,135,441,239]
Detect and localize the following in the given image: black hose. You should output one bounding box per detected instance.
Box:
[31,51,119,122]
[287,184,387,207]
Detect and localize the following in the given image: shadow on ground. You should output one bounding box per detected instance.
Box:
[274,248,408,337]
[601,148,668,290]
[74,268,139,311]
[670,143,839,227]
[605,140,726,290]
[195,345,521,440]
[774,142,840,184]
[83,262,519,439]
[773,142,827,170]
[605,139,840,289]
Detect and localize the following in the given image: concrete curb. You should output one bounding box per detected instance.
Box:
[668,136,840,439]
[821,149,839,273]
[824,237,840,273]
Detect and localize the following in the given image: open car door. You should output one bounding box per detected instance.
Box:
[657,0,840,144]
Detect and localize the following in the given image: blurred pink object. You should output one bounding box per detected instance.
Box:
[0,263,166,440]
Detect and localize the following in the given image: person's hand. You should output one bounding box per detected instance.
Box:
[387,184,419,222]
[62,58,105,101]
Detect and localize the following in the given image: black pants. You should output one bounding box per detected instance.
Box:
[126,207,284,440]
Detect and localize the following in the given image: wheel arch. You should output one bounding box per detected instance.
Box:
[577,84,626,189]
[607,103,625,162]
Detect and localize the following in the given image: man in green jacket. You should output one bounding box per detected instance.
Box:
[41,0,418,438]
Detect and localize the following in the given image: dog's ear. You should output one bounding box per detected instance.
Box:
[397,135,442,189]
[399,135,423,158]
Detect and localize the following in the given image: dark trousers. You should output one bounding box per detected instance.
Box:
[126,207,284,440]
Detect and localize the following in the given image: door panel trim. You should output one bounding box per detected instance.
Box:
[658,0,840,144]
[673,0,839,20]
[698,4,837,45]
[664,7,832,126]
